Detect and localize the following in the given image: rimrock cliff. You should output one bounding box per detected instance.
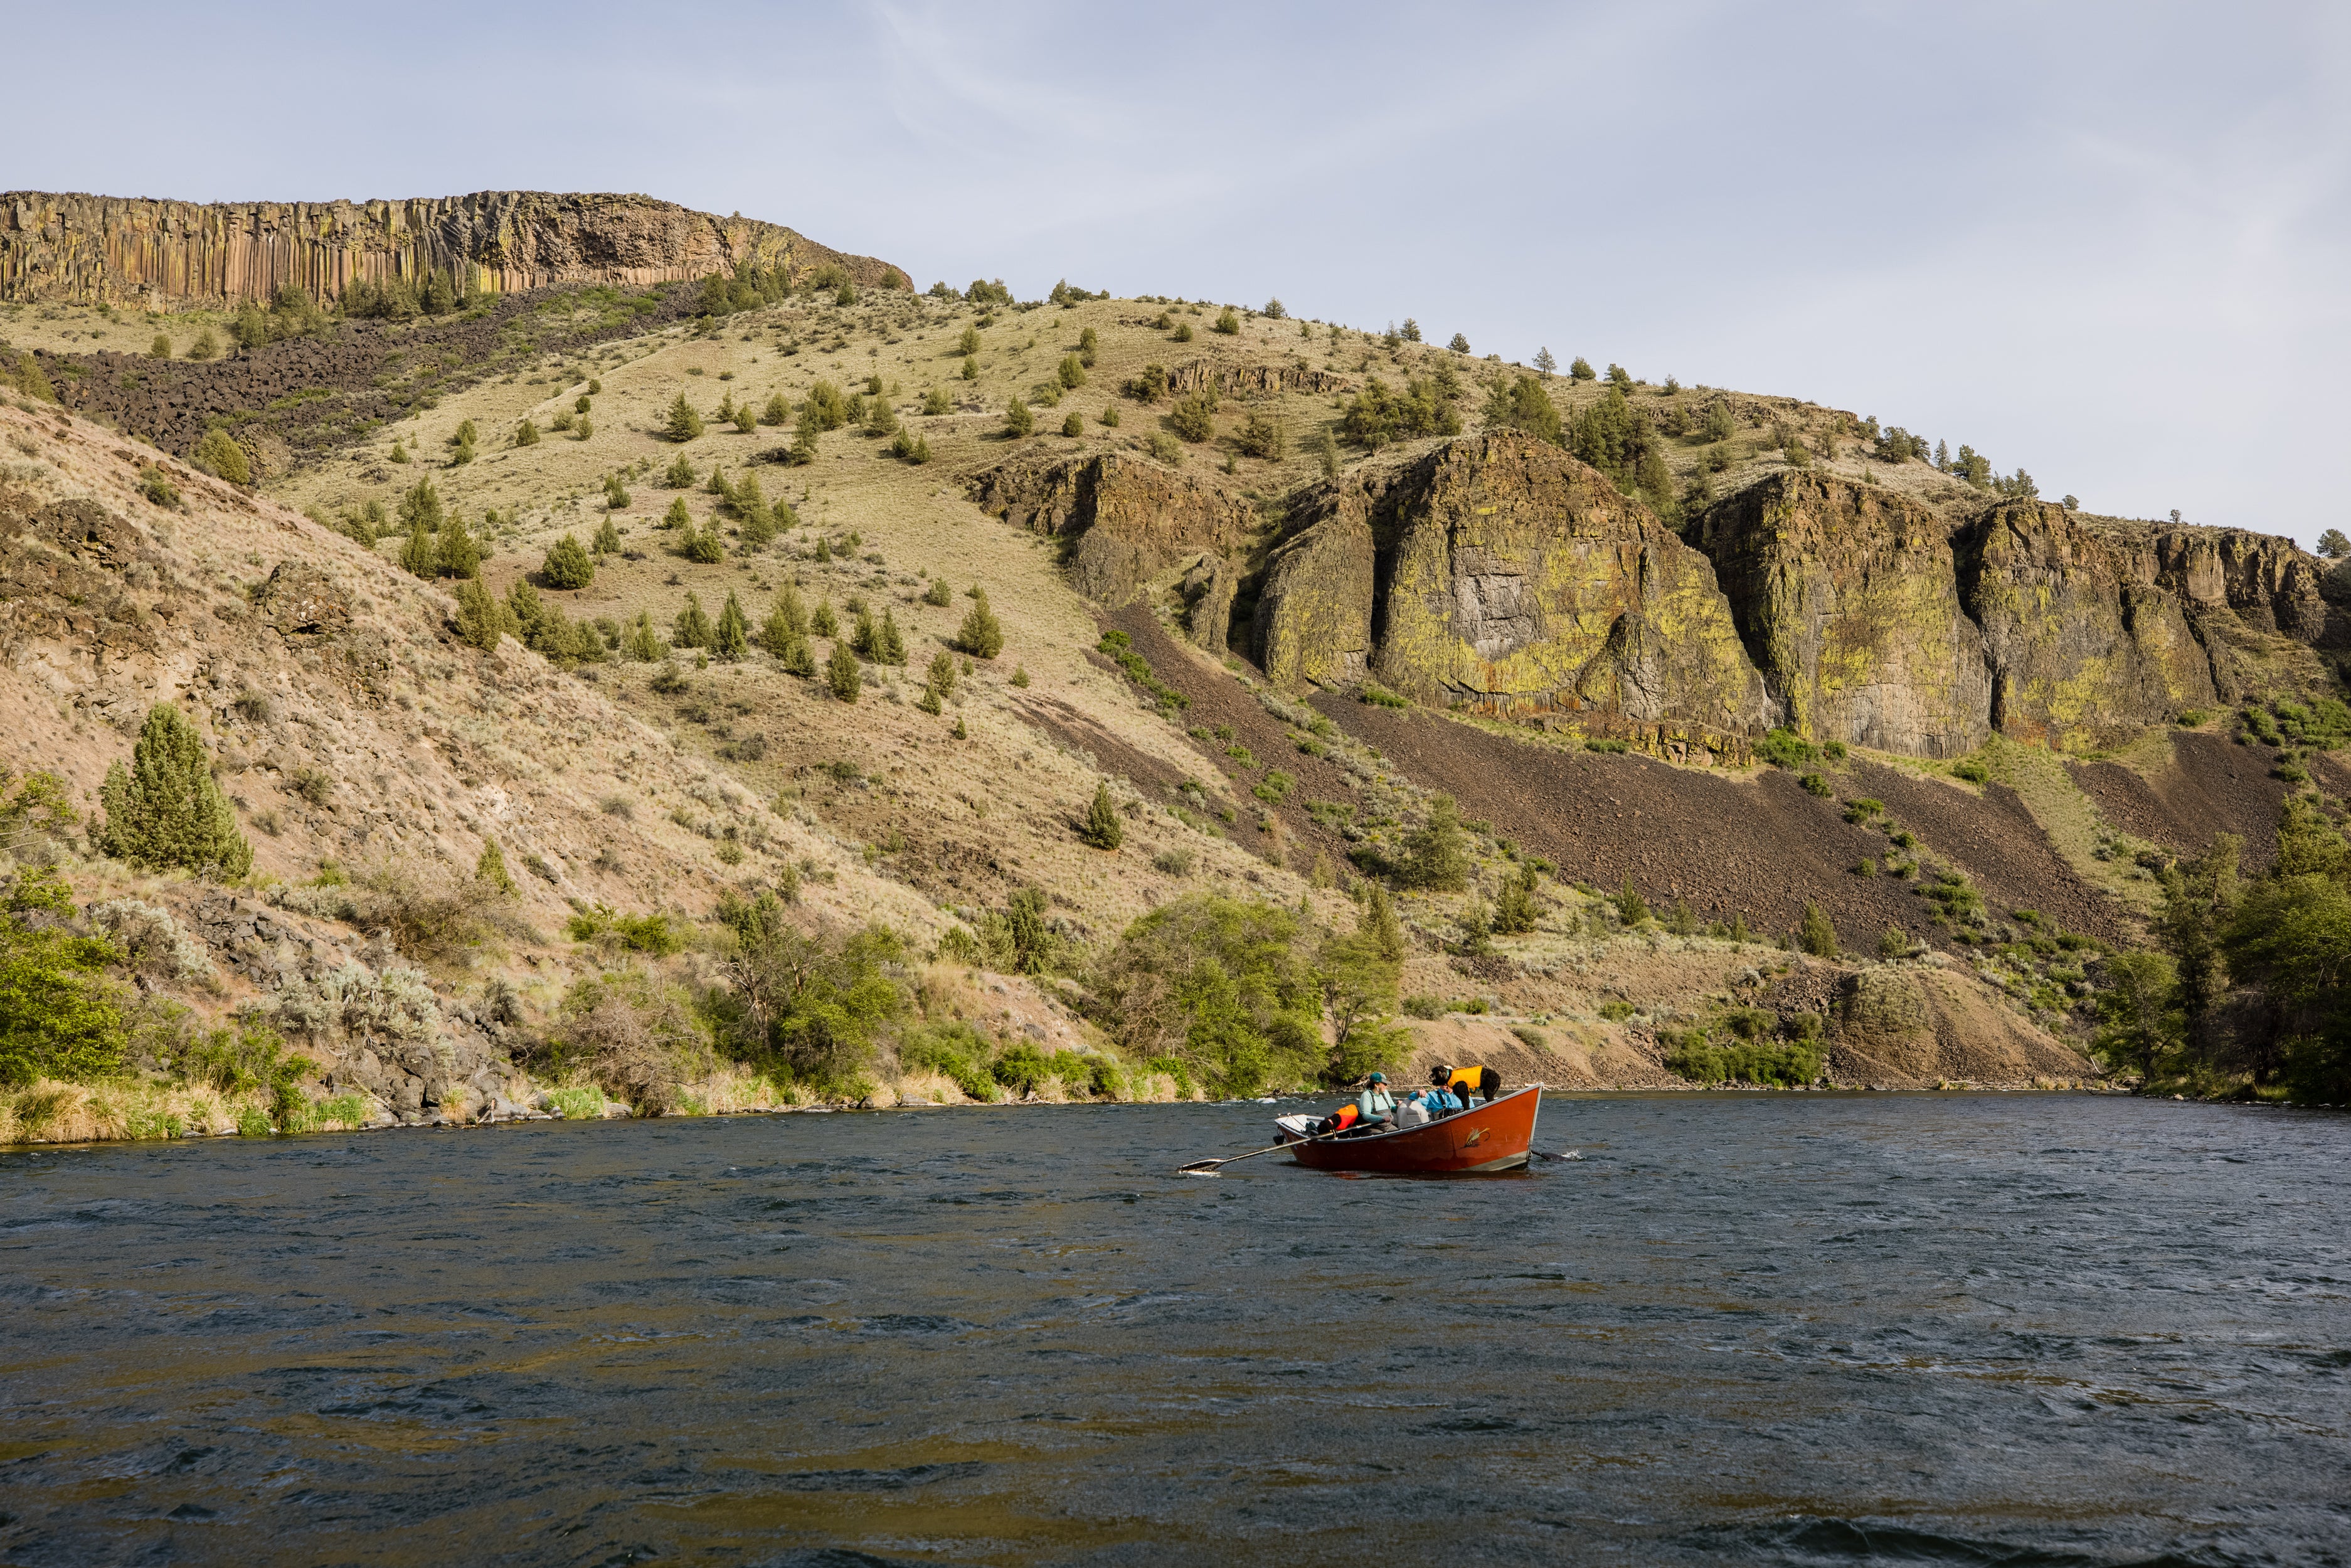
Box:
[0,190,905,308]
[1233,437,2341,757]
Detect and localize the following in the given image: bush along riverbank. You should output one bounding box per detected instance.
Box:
[2,738,1423,1147]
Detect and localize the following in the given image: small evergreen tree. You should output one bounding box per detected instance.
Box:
[454,577,511,649]
[1568,356,1595,381]
[1613,877,1649,927]
[664,453,696,487]
[673,593,714,650]
[1447,332,1471,353]
[149,333,172,360]
[2319,529,2350,561]
[1004,396,1034,437]
[1399,795,1470,891]
[1534,347,1557,377]
[812,598,839,638]
[665,393,705,442]
[1492,862,1539,935]
[542,534,595,589]
[593,516,622,554]
[926,649,957,699]
[956,591,1004,658]
[1799,901,1839,957]
[97,704,252,877]
[437,518,481,579]
[624,610,666,662]
[1080,783,1124,849]
[388,520,439,582]
[878,608,906,664]
[715,591,750,660]
[826,639,862,701]
[475,839,517,897]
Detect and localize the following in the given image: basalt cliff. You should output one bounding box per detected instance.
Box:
[996,430,2341,760]
[0,190,905,309]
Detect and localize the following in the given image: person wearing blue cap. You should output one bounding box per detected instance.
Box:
[1352,1071,1396,1130]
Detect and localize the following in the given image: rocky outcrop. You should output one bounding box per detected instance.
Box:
[1958,502,2222,745]
[1697,474,1993,758]
[1692,476,2344,753]
[0,190,905,308]
[1167,359,1350,397]
[966,450,1256,605]
[1832,962,2089,1087]
[1255,434,1772,738]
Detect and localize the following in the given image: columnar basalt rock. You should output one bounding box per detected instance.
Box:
[0,190,904,308]
[1696,474,1993,758]
[1256,435,1772,736]
[965,451,1256,605]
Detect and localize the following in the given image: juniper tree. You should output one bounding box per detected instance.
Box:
[437,518,481,579]
[664,453,696,487]
[762,393,790,426]
[826,638,862,701]
[604,474,632,512]
[1493,862,1540,935]
[398,477,446,534]
[1004,396,1034,437]
[681,522,724,564]
[1078,326,1098,365]
[2320,529,2350,561]
[956,591,1004,658]
[958,326,981,356]
[542,534,595,589]
[715,592,750,660]
[812,598,839,638]
[674,593,714,650]
[665,393,705,442]
[475,839,517,898]
[926,648,957,699]
[96,704,252,878]
[624,610,666,661]
[1534,347,1557,377]
[1799,901,1839,957]
[851,607,879,660]
[962,355,979,381]
[1569,356,1595,381]
[399,521,436,578]
[1080,782,1124,849]
[1448,332,1471,353]
[1399,795,1470,892]
[593,517,622,554]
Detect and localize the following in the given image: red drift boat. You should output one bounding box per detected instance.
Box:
[1275,1085,1544,1175]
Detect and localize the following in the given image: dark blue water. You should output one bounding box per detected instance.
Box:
[3,1094,2347,1567]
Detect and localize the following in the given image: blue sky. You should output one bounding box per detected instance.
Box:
[7,1,2345,543]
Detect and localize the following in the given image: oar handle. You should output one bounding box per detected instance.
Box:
[1179,1121,1350,1173]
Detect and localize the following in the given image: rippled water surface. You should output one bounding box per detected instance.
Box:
[4,1094,2348,1566]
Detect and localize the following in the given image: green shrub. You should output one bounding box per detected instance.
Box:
[541,534,595,589]
[1359,682,1409,709]
[1799,902,1839,956]
[1080,783,1124,849]
[1665,1033,1823,1087]
[1167,393,1216,443]
[1236,410,1285,459]
[1798,772,1832,797]
[565,903,682,955]
[1003,396,1034,437]
[1952,757,1991,785]
[0,903,127,1087]
[1213,307,1240,335]
[664,393,705,442]
[826,639,861,701]
[1095,893,1324,1096]
[956,592,1004,658]
[1396,795,1470,891]
[97,704,252,877]
[191,428,252,485]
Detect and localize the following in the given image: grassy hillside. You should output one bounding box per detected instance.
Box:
[51,267,2325,1145]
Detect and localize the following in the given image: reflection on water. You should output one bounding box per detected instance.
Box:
[3,1094,2347,1565]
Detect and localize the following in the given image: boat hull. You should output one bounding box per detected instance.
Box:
[1282,1085,1542,1175]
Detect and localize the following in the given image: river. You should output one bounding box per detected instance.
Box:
[3,1094,2345,1565]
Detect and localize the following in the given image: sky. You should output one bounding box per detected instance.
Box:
[6,1,2347,543]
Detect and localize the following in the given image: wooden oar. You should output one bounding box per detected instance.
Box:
[1177,1125,1345,1173]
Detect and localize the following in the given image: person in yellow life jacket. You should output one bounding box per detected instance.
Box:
[1430,1062,1502,1108]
